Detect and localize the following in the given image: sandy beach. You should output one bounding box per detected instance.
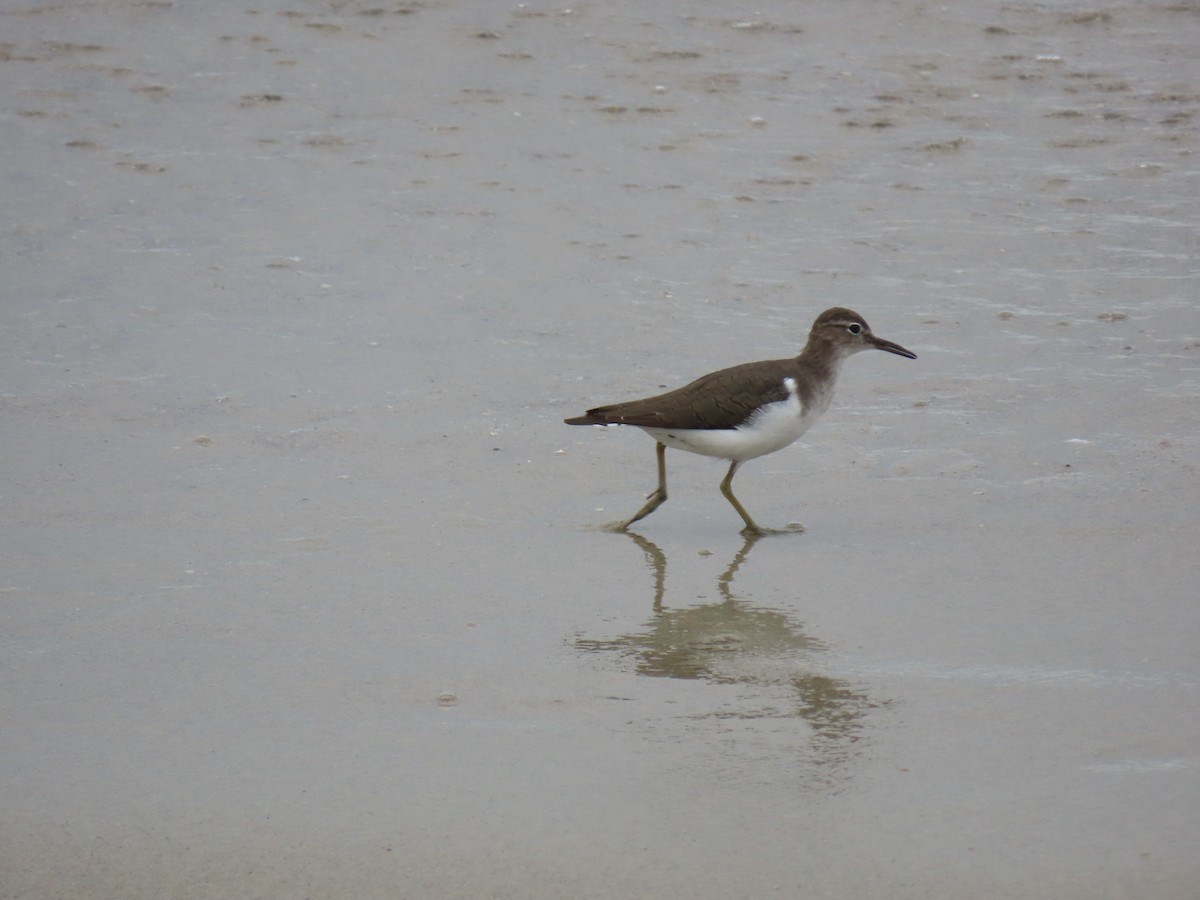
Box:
[3,1,1198,897]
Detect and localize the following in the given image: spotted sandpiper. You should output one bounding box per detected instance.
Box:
[564,307,916,534]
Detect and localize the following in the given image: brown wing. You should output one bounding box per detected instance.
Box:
[565,359,795,430]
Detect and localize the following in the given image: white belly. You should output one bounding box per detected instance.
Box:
[640,377,829,462]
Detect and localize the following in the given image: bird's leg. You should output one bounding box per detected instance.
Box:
[720,460,766,536]
[613,442,668,530]
[719,461,804,535]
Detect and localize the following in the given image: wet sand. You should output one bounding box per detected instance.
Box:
[3,1,1198,897]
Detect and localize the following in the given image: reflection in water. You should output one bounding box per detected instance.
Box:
[576,533,885,783]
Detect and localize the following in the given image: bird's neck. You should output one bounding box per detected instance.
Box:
[793,336,849,410]
[796,335,849,381]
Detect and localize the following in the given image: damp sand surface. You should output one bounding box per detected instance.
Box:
[3,2,1199,898]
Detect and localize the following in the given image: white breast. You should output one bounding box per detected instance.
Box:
[639,376,831,462]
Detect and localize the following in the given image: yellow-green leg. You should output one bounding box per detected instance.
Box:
[613,442,668,530]
[720,460,766,536]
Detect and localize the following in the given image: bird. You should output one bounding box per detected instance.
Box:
[564,307,916,534]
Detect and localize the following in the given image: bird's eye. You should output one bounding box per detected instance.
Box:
[847,323,862,334]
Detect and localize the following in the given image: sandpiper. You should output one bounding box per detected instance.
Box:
[565,307,916,534]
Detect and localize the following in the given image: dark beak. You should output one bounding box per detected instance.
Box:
[869,335,917,359]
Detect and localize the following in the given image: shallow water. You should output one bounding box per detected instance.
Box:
[3,1,1198,897]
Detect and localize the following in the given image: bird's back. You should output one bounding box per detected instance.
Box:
[565,358,800,430]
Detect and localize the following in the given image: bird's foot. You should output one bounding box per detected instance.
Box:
[739,521,805,537]
[600,487,667,532]
[600,519,633,533]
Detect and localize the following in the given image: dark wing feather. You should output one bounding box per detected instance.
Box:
[565,359,795,430]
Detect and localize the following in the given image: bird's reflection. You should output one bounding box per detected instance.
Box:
[576,532,883,780]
